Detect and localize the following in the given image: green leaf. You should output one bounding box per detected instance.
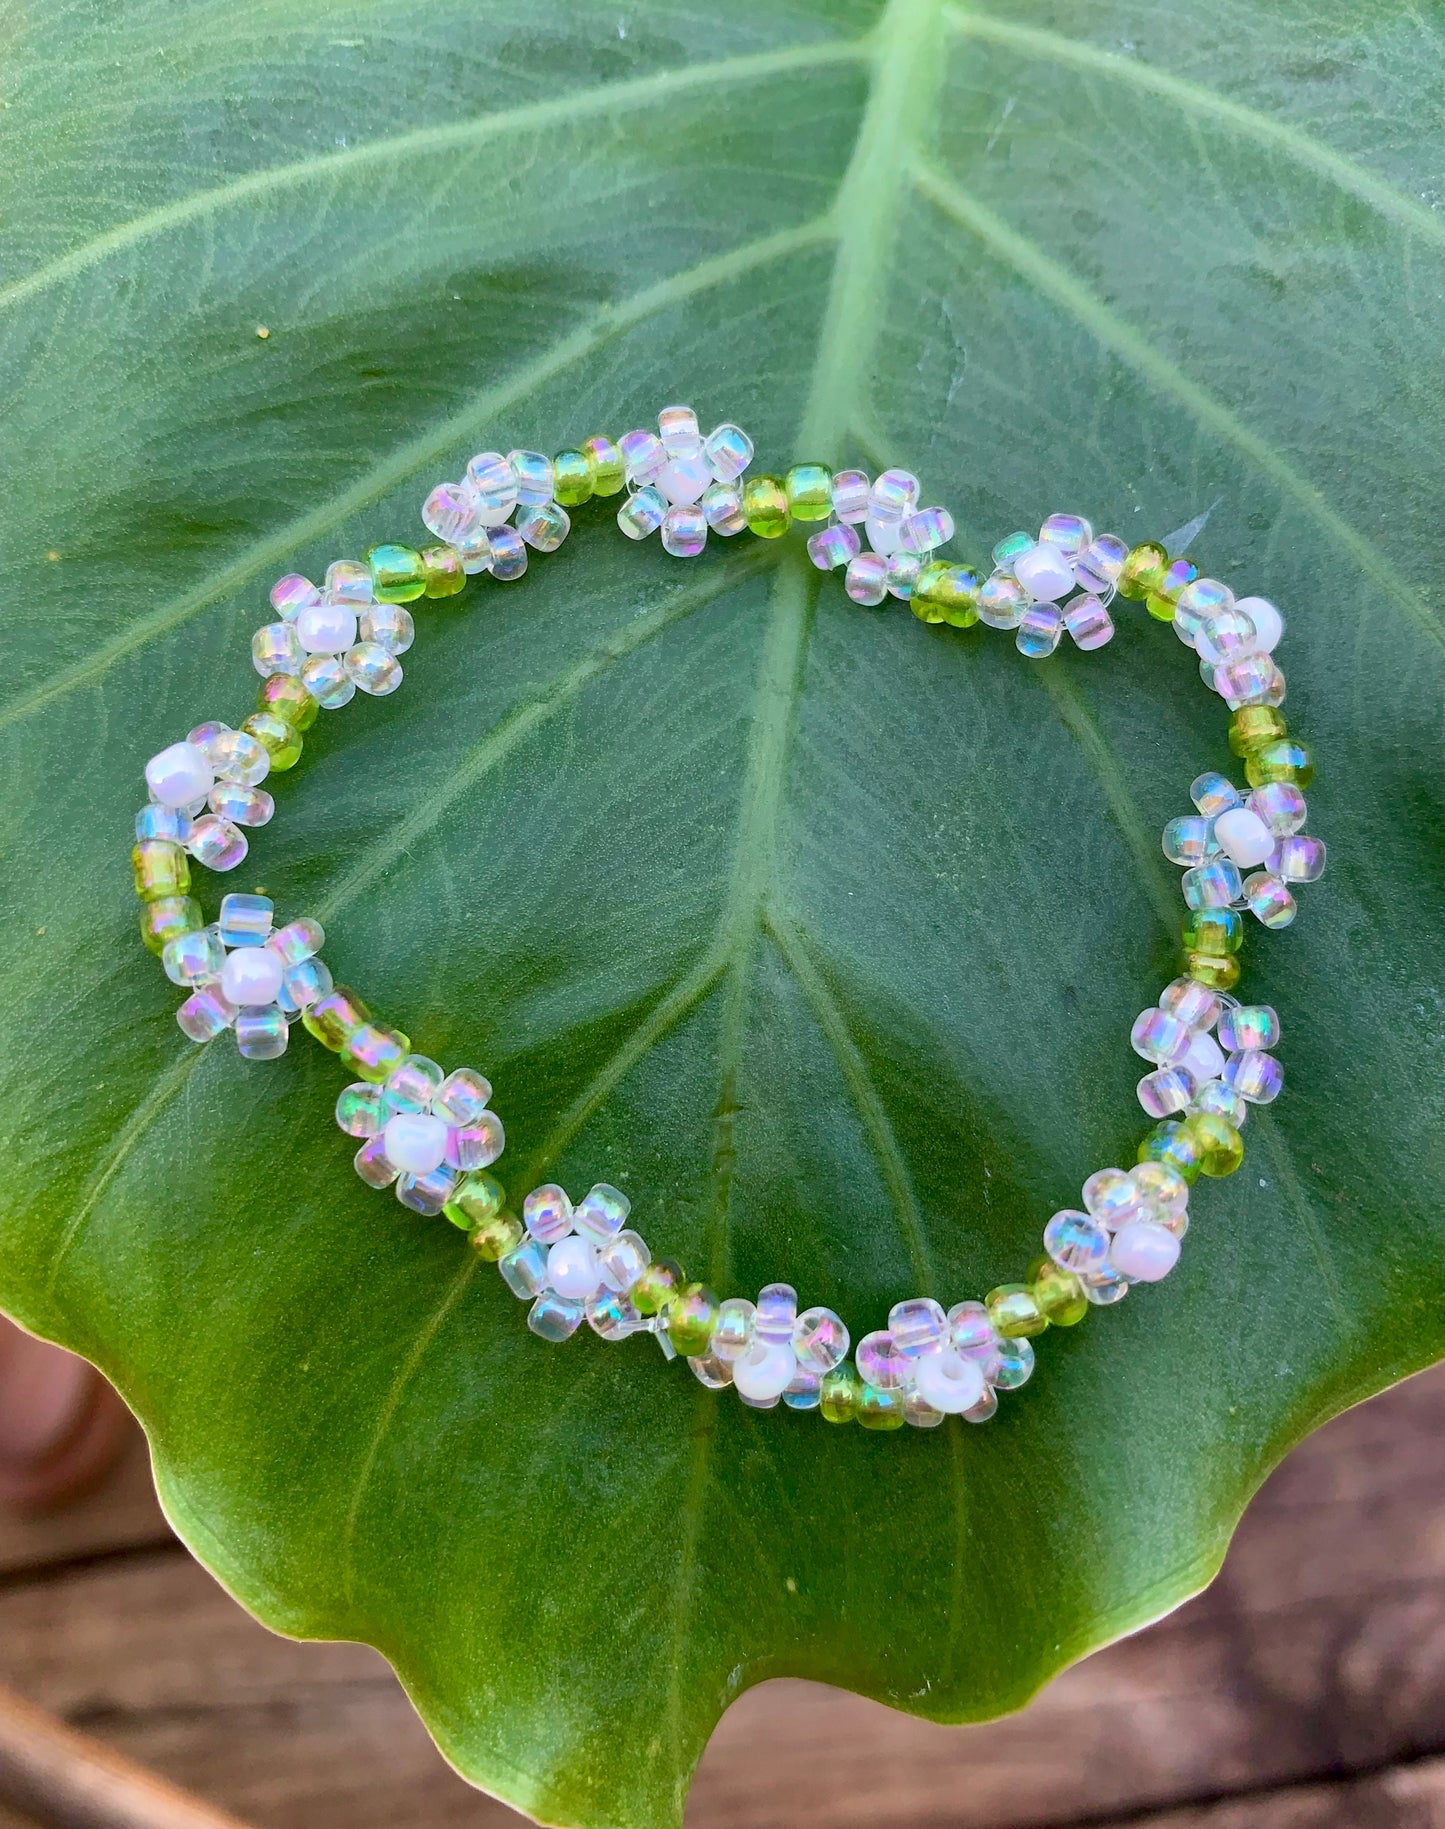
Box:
[2,0,1443,1823]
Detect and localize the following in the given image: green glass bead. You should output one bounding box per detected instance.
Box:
[1116,540,1169,601]
[131,840,189,901]
[257,672,318,731]
[1186,950,1240,992]
[139,894,202,955]
[856,1384,906,1431]
[742,475,791,539]
[421,543,466,598]
[784,464,833,522]
[442,1171,508,1234]
[912,561,983,627]
[366,542,427,603]
[1228,705,1287,757]
[242,710,302,771]
[582,435,626,498]
[301,985,372,1051]
[987,1283,1049,1339]
[631,1258,683,1317]
[1183,906,1244,956]
[1245,737,1314,790]
[469,1211,524,1259]
[552,450,594,507]
[1137,1119,1203,1183]
[340,1022,411,1084]
[666,1282,720,1355]
[1145,556,1198,622]
[1028,1255,1088,1327]
[1185,1111,1245,1178]
[820,1364,861,1424]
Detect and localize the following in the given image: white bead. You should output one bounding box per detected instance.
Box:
[547,1236,602,1300]
[1183,1031,1226,1087]
[732,1340,796,1403]
[1234,596,1283,652]
[145,740,214,808]
[912,1349,985,1414]
[383,1112,449,1177]
[1110,1222,1181,1283]
[1012,542,1076,602]
[295,600,359,655]
[656,452,712,506]
[219,946,284,1008]
[1213,806,1274,868]
[864,510,905,555]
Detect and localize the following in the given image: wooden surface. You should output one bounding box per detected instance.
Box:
[1,1367,1444,1829]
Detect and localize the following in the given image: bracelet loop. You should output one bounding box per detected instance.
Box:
[130,403,1325,1432]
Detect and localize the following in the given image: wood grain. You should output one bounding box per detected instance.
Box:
[0,1684,254,1829]
[0,1367,1441,1829]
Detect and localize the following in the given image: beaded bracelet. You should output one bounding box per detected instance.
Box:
[129,405,1325,1432]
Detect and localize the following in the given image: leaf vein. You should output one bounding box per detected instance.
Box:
[945,5,1445,258]
[909,159,1445,655]
[766,909,937,1295]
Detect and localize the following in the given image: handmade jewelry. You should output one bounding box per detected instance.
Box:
[129,406,1324,1431]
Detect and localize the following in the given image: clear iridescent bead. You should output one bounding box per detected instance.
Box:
[617,486,667,540]
[1243,870,1296,927]
[1191,772,1242,818]
[887,1297,948,1358]
[844,552,888,605]
[701,482,746,535]
[573,1183,630,1242]
[516,500,570,552]
[252,623,303,677]
[1063,594,1114,650]
[527,1292,584,1342]
[487,525,527,580]
[712,1298,756,1363]
[900,506,953,553]
[1223,1050,1283,1103]
[793,1306,849,1374]
[345,642,403,695]
[661,505,707,557]
[703,423,752,481]
[1039,512,1092,556]
[618,429,666,486]
[301,655,355,709]
[359,604,415,655]
[830,469,870,523]
[657,405,702,456]
[807,523,860,570]
[1016,602,1063,657]
[188,815,247,871]
[1182,858,1243,909]
[505,450,553,507]
[1043,1209,1110,1275]
[754,1282,797,1344]
[523,1184,573,1244]
[856,1329,908,1391]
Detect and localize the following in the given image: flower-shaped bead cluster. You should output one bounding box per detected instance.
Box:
[169,894,331,1059]
[1164,770,1326,932]
[1170,575,1286,710]
[337,1059,503,1217]
[804,466,958,610]
[139,724,282,878]
[1041,1153,1198,1296]
[255,562,416,707]
[613,404,754,557]
[977,514,1127,656]
[1130,975,1284,1155]
[421,445,571,585]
